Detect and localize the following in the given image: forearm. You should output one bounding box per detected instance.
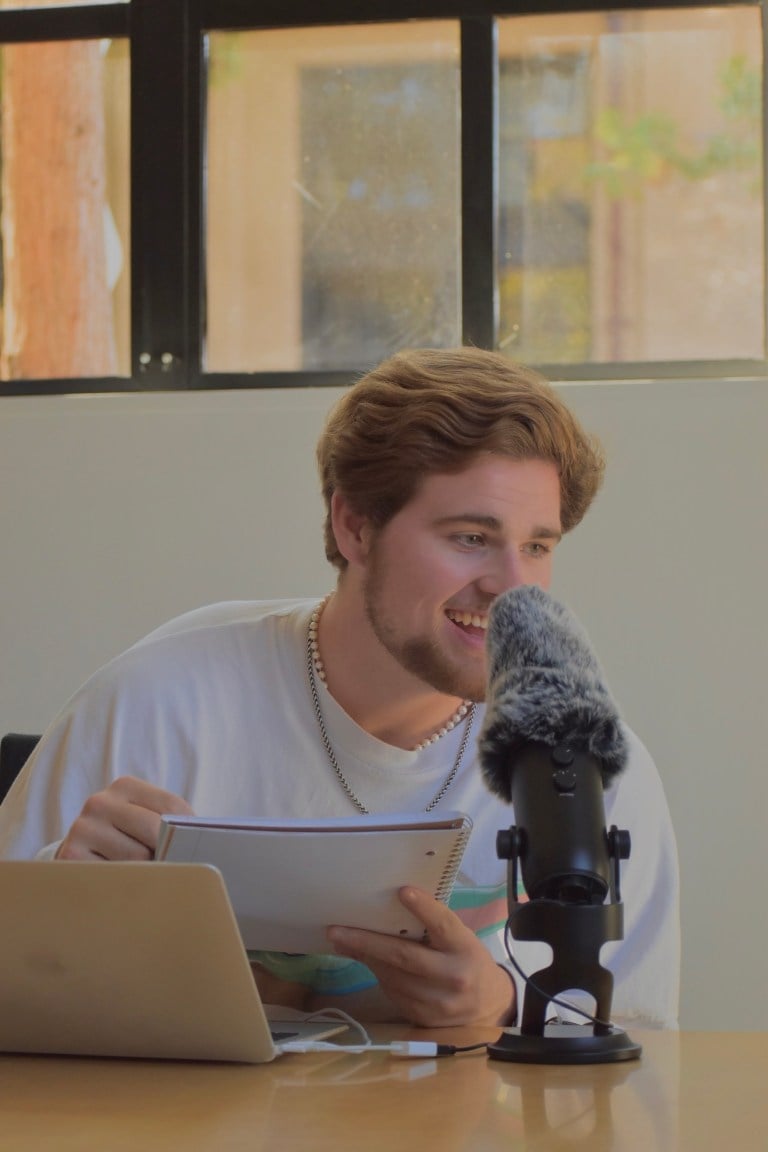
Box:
[250,962,312,1012]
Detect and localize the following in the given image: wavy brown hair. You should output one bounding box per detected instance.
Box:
[317,347,605,571]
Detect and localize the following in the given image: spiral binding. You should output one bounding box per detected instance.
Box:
[433,818,473,904]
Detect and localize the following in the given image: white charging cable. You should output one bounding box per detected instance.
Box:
[280,1039,442,1057]
[280,1009,488,1059]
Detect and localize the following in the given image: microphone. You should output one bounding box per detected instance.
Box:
[479,585,628,906]
[478,585,640,1064]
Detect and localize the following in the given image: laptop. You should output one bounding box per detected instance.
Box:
[0,860,347,1063]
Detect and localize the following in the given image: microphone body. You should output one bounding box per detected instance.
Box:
[500,742,612,904]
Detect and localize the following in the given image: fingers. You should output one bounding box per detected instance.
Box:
[357,957,450,1027]
[327,886,516,1027]
[396,885,464,948]
[56,776,194,862]
[326,888,470,1025]
[328,886,463,956]
[327,923,439,981]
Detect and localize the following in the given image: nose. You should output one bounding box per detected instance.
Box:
[475,549,528,598]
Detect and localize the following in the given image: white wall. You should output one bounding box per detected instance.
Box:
[1,378,765,1030]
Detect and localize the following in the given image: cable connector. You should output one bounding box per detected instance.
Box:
[389,1041,440,1058]
[390,1040,489,1058]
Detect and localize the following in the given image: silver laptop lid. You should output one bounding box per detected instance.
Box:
[0,861,289,1063]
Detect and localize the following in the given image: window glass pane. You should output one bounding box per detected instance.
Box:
[205,23,460,372]
[498,8,763,364]
[0,38,130,381]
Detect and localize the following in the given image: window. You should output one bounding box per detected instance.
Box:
[497,9,763,369]
[0,1,764,392]
[0,15,130,385]
[205,24,461,372]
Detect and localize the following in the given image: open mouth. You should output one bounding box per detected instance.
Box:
[445,608,489,636]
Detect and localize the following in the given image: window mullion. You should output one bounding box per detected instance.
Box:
[461,15,497,349]
[130,0,190,387]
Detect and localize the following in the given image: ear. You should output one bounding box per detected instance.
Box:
[330,491,375,568]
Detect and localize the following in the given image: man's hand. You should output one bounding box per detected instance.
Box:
[55,776,194,861]
[326,885,516,1028]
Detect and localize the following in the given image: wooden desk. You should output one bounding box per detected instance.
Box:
[1,1029,766,1151]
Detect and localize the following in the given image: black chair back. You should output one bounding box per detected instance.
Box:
[0,733,41,804]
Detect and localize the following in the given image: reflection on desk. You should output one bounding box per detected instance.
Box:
[1,1028,766,1151]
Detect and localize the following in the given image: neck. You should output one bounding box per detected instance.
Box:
[316,588,469,751]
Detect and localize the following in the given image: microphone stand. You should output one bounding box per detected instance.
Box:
[488,824,642,1064]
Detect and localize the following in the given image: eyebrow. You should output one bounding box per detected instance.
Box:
[434,514,563,541]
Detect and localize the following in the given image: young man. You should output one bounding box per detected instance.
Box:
[0,347,679,1029]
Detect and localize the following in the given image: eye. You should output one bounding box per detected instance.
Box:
[525,541,553,557]
[453,532,486,550]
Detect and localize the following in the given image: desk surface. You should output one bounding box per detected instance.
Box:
[1,1028,766,1151]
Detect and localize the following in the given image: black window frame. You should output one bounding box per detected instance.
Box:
[0,0,765,395]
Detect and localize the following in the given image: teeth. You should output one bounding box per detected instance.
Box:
[447,610,488,629]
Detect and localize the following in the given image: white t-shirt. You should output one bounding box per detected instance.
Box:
[0,599,680,1026]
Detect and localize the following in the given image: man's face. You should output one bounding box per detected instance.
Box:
[361,455,563,702]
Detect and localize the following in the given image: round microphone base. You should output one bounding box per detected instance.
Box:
[487,1023,642,1065]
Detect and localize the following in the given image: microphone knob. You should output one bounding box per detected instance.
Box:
[608,825,632,860]
[552,766,577,793]
[496,826,524,861]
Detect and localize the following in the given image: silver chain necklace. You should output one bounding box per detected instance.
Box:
[305,622,476,816]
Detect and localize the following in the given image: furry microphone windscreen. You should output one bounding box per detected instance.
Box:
[478,585,628,801]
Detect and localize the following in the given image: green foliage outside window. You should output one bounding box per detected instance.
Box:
[587,55,761,198]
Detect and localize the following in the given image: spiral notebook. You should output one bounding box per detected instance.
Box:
[156,810,473,953]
